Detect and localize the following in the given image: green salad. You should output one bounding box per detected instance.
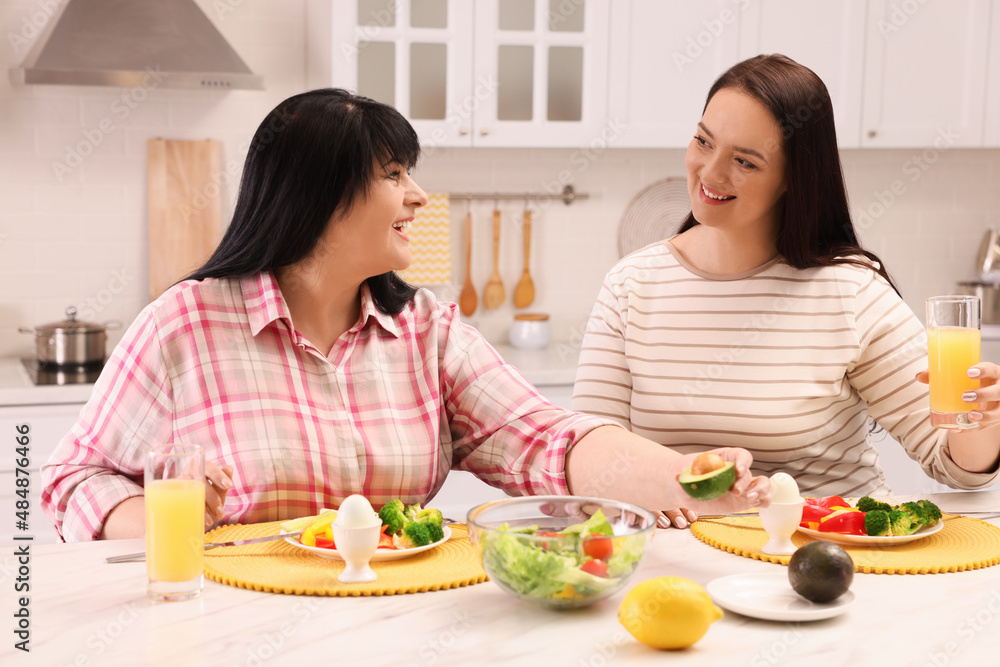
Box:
[481,509,646,603]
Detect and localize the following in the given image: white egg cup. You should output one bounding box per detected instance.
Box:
[332,522,381,583]
[758,497,805,556]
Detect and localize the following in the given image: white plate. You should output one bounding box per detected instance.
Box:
[796,520,943,546]
[280,526,451,562]
[707,573,855,622]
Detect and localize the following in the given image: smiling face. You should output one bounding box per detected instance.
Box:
[318,161,429,281]
[685,88,788,240]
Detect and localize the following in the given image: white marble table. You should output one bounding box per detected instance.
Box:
[3,492,999,667]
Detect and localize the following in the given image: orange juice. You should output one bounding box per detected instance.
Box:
[927,326,980,415]
[145,479,204,582]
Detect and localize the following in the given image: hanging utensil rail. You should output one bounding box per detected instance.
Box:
[449,184,588,206]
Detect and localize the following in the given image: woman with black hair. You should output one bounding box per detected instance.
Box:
[42,89,770,541]
[574,55,1000,529]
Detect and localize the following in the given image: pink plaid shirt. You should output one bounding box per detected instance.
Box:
[41,272,609,541]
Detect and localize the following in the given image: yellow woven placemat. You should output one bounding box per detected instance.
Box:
[202,521,488,596]
[691,514,1000,574]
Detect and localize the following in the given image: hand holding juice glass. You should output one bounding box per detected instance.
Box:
[145,443,205,601]
[926,296,981,430]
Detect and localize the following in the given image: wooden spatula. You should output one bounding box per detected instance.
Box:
[459,212,477,316]
[513,209,535,308]
[483,208,505,309]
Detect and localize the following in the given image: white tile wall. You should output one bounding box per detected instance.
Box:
[1,0,999,361]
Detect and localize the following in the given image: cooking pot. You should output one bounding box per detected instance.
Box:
[19,307,121,366]
[957,282,1000,325]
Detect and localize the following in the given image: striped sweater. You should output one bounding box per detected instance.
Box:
[572,241,998,497]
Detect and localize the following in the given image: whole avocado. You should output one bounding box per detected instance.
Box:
[787,541,854,603]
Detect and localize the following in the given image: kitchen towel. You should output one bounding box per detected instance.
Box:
[398,193,451,286]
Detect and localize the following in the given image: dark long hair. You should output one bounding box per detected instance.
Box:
[679,54,898,294]
[187,88,419,313]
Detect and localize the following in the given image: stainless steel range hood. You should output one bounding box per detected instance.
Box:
[10,0,263,90]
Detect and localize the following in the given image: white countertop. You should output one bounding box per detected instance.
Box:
[0,340,578,409]
[490,340,580,386]
[0,358,95,406]
[5,491,997,666]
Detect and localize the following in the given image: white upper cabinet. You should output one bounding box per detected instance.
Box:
[862,0,991,147]
[986,0,1000,146]
[737,0,866,148]
[308,0,609,148]
[607,0,740,148]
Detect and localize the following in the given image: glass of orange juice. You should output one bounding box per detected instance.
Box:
[927,295,981,429]
[144,443,205,601]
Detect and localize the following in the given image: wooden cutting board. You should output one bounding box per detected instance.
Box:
[147,138,223,301]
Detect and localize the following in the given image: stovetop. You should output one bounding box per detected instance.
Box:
[21,358,103,385]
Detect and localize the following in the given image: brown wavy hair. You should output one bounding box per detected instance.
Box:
[678,54,899,294]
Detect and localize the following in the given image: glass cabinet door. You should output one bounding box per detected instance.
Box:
[473,0,608,147]
[330,0,475,147]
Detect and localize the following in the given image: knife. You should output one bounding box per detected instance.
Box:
[105,530,302,564]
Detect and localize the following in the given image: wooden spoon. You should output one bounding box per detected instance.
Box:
[458,212,477,316]
[513,209,535,308]
[482,208,506,309]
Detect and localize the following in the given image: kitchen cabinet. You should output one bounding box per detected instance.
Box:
[307,0,610,148]
[736,0,866,148]
[607,0,740,148]
[986,0,1000,146]
[610,0,996,149]
[0,403,82,545]
[861,0,991,147]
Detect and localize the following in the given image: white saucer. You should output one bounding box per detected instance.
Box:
[707,573,855,622]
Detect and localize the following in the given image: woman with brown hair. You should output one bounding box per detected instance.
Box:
[42,88,771,541]
[574,54,1000,528]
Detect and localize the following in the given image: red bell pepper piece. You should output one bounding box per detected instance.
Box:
[817,509,866,535]
[805,495,850,509]
[314,536,336,549]
[801,504,834,524]
[378,530,396,549]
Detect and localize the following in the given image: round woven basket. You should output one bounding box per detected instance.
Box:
[617,177,691,258]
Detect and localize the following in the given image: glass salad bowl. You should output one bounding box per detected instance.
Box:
[466,496,657,610]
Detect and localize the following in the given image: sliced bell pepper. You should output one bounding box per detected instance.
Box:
[817,508,866,535]
[378,530,396,550]
[805,495,850,509]
[801,504,835,524]
[314,536,336,549]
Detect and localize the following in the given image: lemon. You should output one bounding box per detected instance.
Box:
[618,577,723,650]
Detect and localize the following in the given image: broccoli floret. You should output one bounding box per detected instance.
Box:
[398,521,432,549]
[917,500,942,526]
[404,503,423,522]
[378,499,407,536]
[889,509,917,536]
[899,501,929,530]
[856,496,879,512]
[413,507,445,543]
[864,509,892,536]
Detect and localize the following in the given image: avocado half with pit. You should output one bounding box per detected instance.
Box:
[678,461,736,500]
